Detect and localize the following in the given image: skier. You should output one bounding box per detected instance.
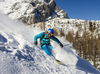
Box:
[34,28,63,63]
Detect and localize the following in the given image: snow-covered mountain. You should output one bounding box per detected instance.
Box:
[0,0,68,24]
[0,12,100,74]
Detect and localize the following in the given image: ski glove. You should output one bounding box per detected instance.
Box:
[34,41,37,46]
[60,43,63,48]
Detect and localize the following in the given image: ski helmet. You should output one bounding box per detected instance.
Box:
[48,28,54,34]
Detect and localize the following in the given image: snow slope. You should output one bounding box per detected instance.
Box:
[0,13,100,74]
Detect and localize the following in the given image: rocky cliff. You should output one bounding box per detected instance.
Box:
[7,0,69,24]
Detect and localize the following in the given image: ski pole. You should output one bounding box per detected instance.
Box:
[63,44,70,46]
[63,42,73,47]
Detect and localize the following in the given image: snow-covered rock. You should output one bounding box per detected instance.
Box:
[0,0,68,24]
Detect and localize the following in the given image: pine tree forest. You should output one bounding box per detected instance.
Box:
[65,21,100,69]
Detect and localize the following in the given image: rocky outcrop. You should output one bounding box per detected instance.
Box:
[7,0,69,25]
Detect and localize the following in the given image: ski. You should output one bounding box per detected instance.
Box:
[54,58,69,66]
[55,59,62,64]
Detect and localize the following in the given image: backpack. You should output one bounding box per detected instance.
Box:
[42,32,51,39]
[41,32,51,46]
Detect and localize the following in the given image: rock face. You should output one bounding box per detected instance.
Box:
[7,0,69,24]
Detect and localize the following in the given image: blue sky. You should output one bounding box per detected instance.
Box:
[54,0,100,20]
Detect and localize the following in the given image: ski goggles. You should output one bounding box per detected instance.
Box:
[46,31,54,36]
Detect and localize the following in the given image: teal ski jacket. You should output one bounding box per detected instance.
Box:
[34,31,62,46]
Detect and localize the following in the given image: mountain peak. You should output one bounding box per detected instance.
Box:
[0,0,68,24]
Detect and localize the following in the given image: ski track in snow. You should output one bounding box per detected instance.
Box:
[0,13,100,74]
